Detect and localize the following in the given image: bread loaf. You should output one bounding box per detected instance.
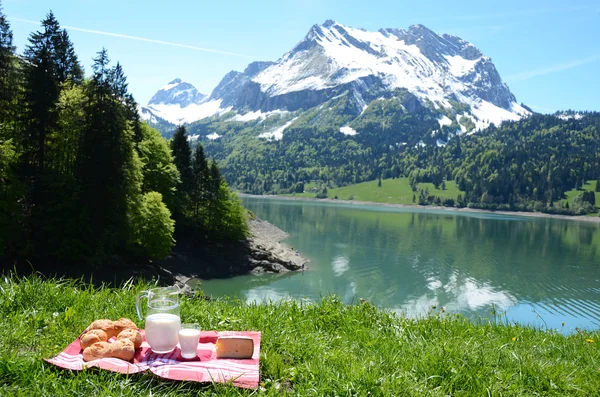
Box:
[116,328,143,349]
[82,318,141,362]
[114,318,138,334]
[82,341,112,362]
[80,329,108,349]
[109,339,136,361]
[89,319,117,339]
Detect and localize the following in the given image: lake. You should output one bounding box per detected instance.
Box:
[199,197,600,333]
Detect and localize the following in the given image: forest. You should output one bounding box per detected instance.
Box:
[191,94,600,215]
[0,7,247,266]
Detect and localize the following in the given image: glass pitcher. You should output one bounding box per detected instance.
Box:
[136,286,181,353]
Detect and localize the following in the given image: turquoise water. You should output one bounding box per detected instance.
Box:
[200,197,600,333]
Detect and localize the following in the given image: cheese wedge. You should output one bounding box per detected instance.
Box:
[215,336,254,359]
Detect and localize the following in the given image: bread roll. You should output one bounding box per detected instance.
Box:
[114,318,138,334]
[89,319,117,339]
[83,341,111,362]
[110,339,135,361]
[80,329,108,349]
[117,328,143,349]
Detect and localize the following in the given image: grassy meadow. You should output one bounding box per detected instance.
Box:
[285,177,463,205]
[1,275,599,396]
[561,180,600,216]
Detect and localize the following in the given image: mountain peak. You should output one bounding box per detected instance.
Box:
[322,19,337,28]
[148,79,206,107]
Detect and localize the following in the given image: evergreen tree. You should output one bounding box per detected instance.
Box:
[191,143,209,223]
[596,179,600,192]
[76,49,137,254]
[378,174,382,187]
[22,11,83,173]
[207,160,222,230]
[170,125,192,217]
[0,1,16,135]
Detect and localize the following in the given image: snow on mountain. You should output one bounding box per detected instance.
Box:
[339,126,358,136]
[146,99,231,125]
[258,118,298,141]
[148,78,206,107]
[141,20,530,136]
[141,79,228,125]
[251,20,529,126]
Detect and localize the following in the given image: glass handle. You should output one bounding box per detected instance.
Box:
[135,291,148,321]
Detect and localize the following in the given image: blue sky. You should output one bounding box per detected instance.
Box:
[2,0,599,112]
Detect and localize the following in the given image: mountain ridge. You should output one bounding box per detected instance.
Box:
[141,20,530,138]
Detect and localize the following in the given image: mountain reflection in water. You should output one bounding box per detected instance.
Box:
[198,198,600,333]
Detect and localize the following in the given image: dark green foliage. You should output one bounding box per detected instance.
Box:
[137,123,179,211]
[0,1,16,135]
[195,106,599,215]
[75,49,138,255]
[580,191,596,206]
[191,143,209,222]
[169,125,192,217]
[0,11,246,268]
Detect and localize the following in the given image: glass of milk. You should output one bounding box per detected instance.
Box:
[178,323,201,359]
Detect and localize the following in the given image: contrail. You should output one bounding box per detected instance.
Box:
[505,54,600,82]
[12,17,254,58]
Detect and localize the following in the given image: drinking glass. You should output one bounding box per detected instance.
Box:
[178,323,201,359]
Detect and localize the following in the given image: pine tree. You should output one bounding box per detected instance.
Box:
[22,11,83,173]
[207,160,222,230]
[76,49,138,255]
[0,0,16,135]
[170,125,192,217]
[191,143,209,223]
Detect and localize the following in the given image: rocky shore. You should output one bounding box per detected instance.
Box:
[154,217,309,289]
[3,217,308,289]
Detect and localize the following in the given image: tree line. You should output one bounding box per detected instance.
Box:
[191,89,599,214]
[0,6,247,266]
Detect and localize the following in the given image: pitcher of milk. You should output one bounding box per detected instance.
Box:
[136,286,181,353]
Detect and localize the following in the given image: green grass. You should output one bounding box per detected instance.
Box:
[282,182,320,198]
[2,275,599,396]
[560,181,600,206]
[327,177,463,204]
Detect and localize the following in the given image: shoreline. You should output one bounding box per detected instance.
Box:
[239,193,600,224]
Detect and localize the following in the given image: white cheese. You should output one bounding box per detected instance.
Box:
[215,336,254,359]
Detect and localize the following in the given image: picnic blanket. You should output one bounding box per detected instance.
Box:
[46,330,261,389]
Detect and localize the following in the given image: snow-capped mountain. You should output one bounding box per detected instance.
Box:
[140,79,227,126]
[143,20,530,136]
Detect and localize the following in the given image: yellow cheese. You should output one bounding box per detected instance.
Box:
[215,336,254,359]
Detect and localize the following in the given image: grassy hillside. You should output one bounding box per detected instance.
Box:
[561,181,600,216]
[285,177,463,205]
[1,275,599,396]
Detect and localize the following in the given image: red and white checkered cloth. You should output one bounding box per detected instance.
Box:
[46,330,261,389]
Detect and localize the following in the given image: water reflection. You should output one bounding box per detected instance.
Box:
[199,198,600,333]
